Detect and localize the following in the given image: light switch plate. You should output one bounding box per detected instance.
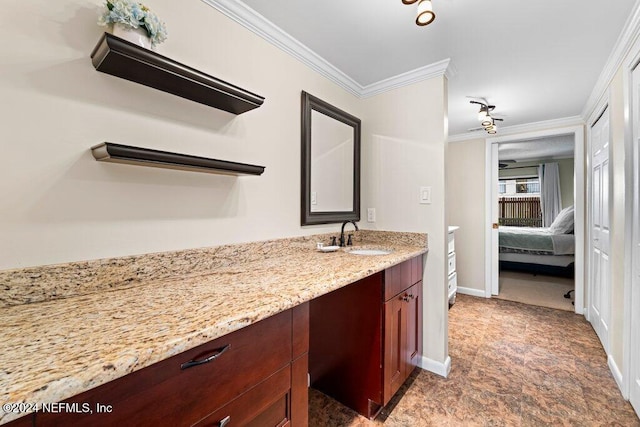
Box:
[420,186,431,204]
[367,208,376,222]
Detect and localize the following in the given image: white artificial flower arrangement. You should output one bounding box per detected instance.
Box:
[98,0,168,47]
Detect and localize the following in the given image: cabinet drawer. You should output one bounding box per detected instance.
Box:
[36,310,292,427]
[448,272,457,294]
[193,365,291,427]
[447,252,456,276]
[384,256,422,301]
[448,233,455,254]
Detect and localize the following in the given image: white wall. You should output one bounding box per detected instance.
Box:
[1,0,451,374]
[0,0,365,269]
[446,139,486,292]
[361,78,450,371]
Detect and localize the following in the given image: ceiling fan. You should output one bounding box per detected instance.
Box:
[498,160,516,169]
[468,118,504,133]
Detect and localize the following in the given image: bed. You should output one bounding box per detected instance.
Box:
[498,206,575,278]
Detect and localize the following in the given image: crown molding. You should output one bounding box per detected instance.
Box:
[359,59,451,98]
[201,0,450,98]
[200,0,362,96]
[581,0,640,121]
[448,116,584,143]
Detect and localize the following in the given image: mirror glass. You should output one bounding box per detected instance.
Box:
[301,91,360,225]
[310,110,354,212]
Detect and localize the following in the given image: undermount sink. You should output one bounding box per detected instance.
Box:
[347,248,393,256]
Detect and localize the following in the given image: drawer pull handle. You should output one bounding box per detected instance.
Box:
[180,344,231,370]
[401,293,416,302]
[218,415,231,427]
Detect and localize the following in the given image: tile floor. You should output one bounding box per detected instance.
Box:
[308,294,640,426]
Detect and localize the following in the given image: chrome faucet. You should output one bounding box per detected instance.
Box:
[339,220,359,247]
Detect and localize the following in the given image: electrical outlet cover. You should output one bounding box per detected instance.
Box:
[367,208,376,222]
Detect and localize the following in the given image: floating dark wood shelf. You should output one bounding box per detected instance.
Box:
[90,32,265,114]
[91,143,265,176]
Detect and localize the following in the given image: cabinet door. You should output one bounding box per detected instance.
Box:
[383,281,422,404]
[405,281,422,374]
[383,295,406,404]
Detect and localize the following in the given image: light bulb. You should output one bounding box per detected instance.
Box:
[478,106,488,121]
[416,0,435,26]
[481,115,493,127]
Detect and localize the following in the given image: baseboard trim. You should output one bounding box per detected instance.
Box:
[419,355,451,378]
[456,286,488,298]
[608,355,627,398]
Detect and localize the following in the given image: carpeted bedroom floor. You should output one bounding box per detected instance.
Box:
[495,270,574,311]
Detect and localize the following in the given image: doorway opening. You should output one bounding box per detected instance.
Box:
[485,126,585,314]
[495,136,575,311]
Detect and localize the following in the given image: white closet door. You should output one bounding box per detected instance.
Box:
[589,107,611,351]
[629,65,640,417]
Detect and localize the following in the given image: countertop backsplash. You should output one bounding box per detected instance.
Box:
[0,230,427,308]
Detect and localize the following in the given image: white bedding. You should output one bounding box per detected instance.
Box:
[499,226,575,255]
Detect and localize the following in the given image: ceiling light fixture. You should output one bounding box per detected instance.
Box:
[470,100,503,134]
[477,105,488,121]
[416,0,436,26]
[402,0,435,27]
[480,113,493,127]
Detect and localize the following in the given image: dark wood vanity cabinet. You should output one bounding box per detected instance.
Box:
[28,303,309,427]
[383,280,422,403]
[382,256,423,403]
[309,255,423,419]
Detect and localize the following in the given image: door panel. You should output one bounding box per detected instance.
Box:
[633,230,640,416]
[602,159,610,227]
[491,143,500,295]
[406,282,421,371]
[593,166,601,227]
[384,297,404,404]
[601,253,610,337]
[592,248,601,319]
[629,66,640,417]
[589,107,610,351]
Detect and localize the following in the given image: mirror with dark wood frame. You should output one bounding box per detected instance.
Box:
[301,91,361,225]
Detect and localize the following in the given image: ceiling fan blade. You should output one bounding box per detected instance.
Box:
[465,96,489,105]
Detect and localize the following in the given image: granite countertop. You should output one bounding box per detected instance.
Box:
[0,230,427,424]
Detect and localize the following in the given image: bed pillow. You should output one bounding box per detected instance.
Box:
[550,205,574,234]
